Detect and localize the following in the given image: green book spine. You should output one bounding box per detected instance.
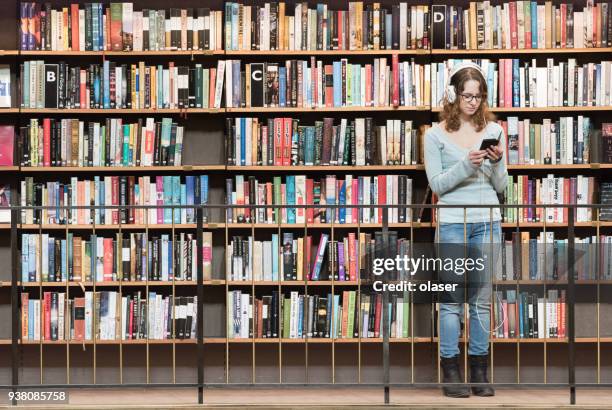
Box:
[347,291,355,337]
[273,176,282,223]
[283,298,291,338]
[402,291,410,338]
[202,69,209,108]
[195,65,203,108]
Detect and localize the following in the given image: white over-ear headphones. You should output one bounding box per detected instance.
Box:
[445,61,486,104]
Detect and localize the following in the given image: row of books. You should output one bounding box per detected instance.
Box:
[19,58,612,110]
[503,174,595,223]
[19,3,222,51]
[228,231,409,282]
[500,232,612,281]
[224,2,429,51]
[225,117,424,167]
[19,118,184,168]
[20,291,198,341]
[500,116,593,165]
[432,58,612,108]
[225,174,413,225]
[20,61,224,110]
[431,1,611,51]
[492,289,566,339]
[20,232,213,283]
[228,290,410,339]
[20,175,210,226]
[20,2,611,52]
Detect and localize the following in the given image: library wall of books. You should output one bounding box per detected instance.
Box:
[0,0,612,400]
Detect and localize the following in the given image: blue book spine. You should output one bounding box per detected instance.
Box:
[240,117,246,165]
[94,70,101,107]
[298,297,304,337]
[48,239,55,282]
[98,4,104,51]
[103,60,110,108]
[286,175,295,224]
[173,176,181,224]
[231,3,239,51]
[399,65,404,106]
[163,176,172,223]
[186,176,195,223]
[312,233,329,280]
[28,236,36,282]
[200,175,209,204]
[339,180,346,224]
[512,59,520,107]
[180,185,187,223]
[158,66,164,107]
[305,127,314,165]
[333,62,341,107]
[28,300,34,339]
[272,234,279,281]
[531,2,538,49]
[22,235,28,282]
[99,177,105,223]
[385,15,392,47]
[279,67,286,107]
[23,61,30,107]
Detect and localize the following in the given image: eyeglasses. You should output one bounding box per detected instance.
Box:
[460,94,483,103]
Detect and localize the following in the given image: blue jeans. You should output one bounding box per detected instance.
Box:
[435,221,501,358]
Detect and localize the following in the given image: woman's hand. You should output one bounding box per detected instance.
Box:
[486,144,504,163]
[468,150,487,167]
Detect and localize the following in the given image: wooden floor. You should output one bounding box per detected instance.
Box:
[2,387,612,409]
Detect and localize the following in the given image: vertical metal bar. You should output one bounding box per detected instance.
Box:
[567,206,575,404]
[10,204,19,402]
[382,206,389,404]
[196,205,204,404]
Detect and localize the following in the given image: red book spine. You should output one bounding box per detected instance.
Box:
[392,54,399,107]
[128,300,134,339]
[128,176,135,224]
[337,11,342,50]
[274,118,282,166]
[563,178,570,223]
[498,59,505,107]
[103,238,113,280]
[80,70,86,108]
[43,118,51,166]
[324,65,333,107]
[306,178,314,223]
[504,59,513,108]
[365,65,372,106]
[310,56,317,107]
[509,2,518,49]
[209,68,216,108]
[44,292,51,341]
[283,118,291,166]
[374,294,382,337]
[377,175,386,224]
[70,4,79,51]
[560,4,567,48]
[352,178,358,223]
[111,176,119,224]
[348,232,356,281]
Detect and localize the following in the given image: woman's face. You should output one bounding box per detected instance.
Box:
[458,79,482,118]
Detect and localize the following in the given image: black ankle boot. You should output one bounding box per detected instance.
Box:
[469,354,495,396]
[440,355,470,398]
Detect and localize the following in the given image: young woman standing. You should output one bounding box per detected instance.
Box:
[424,62,508,398]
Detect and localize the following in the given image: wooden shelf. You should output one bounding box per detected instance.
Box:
[432,47,612,55]
[226,106,430,113]
[8,337,612,345]
[19,223,199,230]
[20,108,220,114]
[21,50,224,56]
[0,166,18,171]
[0,108,20,113]
[227,165,425,171]
[20,165,226,172]
[432,106,612,113]
[225,49,429,56]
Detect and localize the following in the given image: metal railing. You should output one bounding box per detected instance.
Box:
[3,202,612,405]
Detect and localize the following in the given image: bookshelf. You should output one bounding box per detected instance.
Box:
[0,0,611,405]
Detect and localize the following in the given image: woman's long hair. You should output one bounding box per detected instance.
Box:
[440,67,495,132]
